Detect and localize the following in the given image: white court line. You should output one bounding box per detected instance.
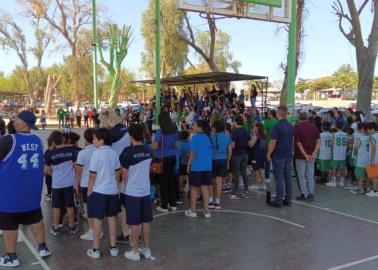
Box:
[154,209,306,229]
[250,190,378,226]
[327,254,378,270]
[18,230,50,270]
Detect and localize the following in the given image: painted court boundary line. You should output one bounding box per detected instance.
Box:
[327,254,378,270]
[154,209,306,229]
[250,190,378,226]
[18,229,50,270]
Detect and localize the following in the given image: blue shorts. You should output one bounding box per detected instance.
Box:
[52,186,75,208]
[125,195,153,225]
[212,159,227,177]
[87,192,119,219]
[119,193,127,209]
[80,187,88,203]
[189,171,213,187]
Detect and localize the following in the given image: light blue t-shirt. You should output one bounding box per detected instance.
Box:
[210,132,232,160]
[190,133,212,172]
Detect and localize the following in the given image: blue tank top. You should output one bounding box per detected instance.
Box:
[0,133,44,212]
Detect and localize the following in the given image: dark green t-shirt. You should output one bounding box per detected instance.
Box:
[57,109,66,120]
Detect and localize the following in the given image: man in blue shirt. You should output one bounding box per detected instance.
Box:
[266,106,294,207]
[0,111,50,267]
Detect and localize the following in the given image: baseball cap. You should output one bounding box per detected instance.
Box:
[17,110,38,130]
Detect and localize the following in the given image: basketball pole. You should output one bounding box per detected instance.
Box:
[155,0,161,121]
[92,0,99,111]
[287,0,297,120]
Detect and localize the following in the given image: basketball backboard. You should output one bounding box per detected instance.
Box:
[177,0,292,24]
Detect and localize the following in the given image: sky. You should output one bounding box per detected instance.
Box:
[0,0,377,84]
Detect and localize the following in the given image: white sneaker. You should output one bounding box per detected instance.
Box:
[0,230,3,236]
[87,249,101,259]
[109,247,119,257]
[39,248,51,258]
[125,250,140,262]
[156,206,168,213]
[168,205,177,212]
[204,212,211,218]
[338,178,345,187]
[259,184,267,190]
[366,190,378,197]
[0,255,20,267]
[80,230,93,241]
[140,248,152,259]
[248,184,260,191]
[185,209,197,218]
[326,181,336,187]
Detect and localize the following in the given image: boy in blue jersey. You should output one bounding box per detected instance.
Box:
[0,111,50,267]
[120,124,154,261]
[45,130,78,236]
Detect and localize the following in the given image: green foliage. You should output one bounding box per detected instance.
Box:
[102,68,140,100]
[141,0,188,78]
[195,30,241,73]
[332,64,357,90]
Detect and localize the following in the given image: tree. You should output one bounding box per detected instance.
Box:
[97,24,132,108]
[333,0,378,113]
[280,0,306,105]
[332,64,358,90]
[141,0,188,78]
[296,78,310,93]
[195,30,241,73]
[20,0,94,107]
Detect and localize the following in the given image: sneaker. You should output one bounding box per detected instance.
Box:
[259,184,267,190]
[124,250,140,262]
[269,201,283,208]
[168,205,177,212]
[350,188,364,194]
[326,181,337,187]
[50,227,62,236]
[366,190,378,197]
[243,191,249,198]
[44,194,51,202]
[58,223,64,228]
[222,187,232,194]
[80,230,93,241]
[306,194,314,202]
[69,225,79,235]
[0,230,3,236]
[295,194,307,201]
[338,179,345,187]
[214,203,221,210]
[0,255,20,267]
[74,217,79,226]
[204,211,211,218]
[283,200,292,206]
[176,200,183,205]
[184,209,197,218]
[116,234,130,244]
[156,206,168,213]
[248,184,260,191]
[227,194,240,200]
[87,249,100,259]
[110,247,119,257]
[39,247,51,258]
[208,202,215,209]
[140,248,152,260]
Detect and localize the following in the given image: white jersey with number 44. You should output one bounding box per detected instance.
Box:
[332,131,347,161]
[319,131,332,160]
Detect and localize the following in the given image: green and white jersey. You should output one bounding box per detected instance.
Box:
[332,131,347,161]
[356,134,371,167]
[351,131,363,160]
[371,133,378,164]
[318,131,332,160]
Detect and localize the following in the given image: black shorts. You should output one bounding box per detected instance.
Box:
[81,187,88,203]
[119,193,127,209]
[87,192,119,219]
[125,195,153,225]
[0,208,43,230]
[251,157,265,170]
[189,171,213,187]
[212,159,228,178]
[52,186,75,208]
[179,164,188,176]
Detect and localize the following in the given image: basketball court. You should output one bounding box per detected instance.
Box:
[2,159,378,270]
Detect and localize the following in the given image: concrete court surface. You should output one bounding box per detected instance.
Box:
[1,128,378,270]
